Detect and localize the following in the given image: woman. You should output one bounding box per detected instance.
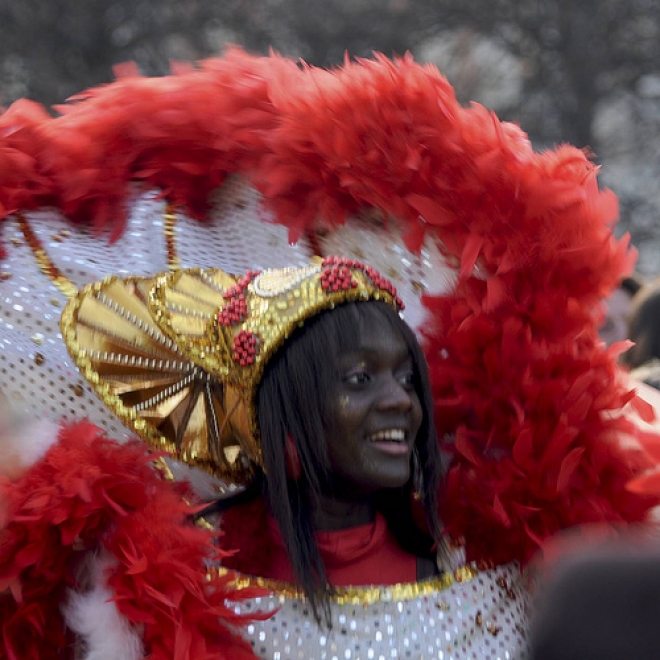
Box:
[219,297,444,617]
[622,278,660,390]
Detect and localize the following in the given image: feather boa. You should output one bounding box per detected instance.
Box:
[0,421,264,660]
[0,48,658,573]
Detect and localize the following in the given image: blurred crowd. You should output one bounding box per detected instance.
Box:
[602,271,660,390]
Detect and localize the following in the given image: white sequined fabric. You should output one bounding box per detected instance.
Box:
[0,177,456,440]
[232,563,530,660]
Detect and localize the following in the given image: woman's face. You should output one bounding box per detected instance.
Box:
[323,321,423,498]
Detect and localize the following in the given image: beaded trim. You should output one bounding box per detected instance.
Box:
[164,205,182,271]
[16,213,78,298]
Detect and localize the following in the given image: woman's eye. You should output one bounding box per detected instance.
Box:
[398,372,415,389]
[345,371,370,385]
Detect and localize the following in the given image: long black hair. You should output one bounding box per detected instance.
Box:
[256,300,443,622]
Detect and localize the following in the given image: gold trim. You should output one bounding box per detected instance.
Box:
[164,206,182,272]
[59,277,186,456]
[210,565,479,606]
[152,456,175,481]
[16,213,78,298]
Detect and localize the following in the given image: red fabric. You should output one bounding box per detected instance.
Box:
[268,513,416,586]
[221,499,416,585]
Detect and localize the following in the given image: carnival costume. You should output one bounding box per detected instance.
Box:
[1,48,658,660]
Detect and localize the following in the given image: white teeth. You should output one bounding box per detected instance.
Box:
[368,429,406,442]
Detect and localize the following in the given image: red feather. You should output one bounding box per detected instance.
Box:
[0,422,264,659]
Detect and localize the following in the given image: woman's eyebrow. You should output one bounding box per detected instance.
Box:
[342,345,411,364]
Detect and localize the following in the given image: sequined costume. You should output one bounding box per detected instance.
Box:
[1,49,658,660]
[222,564,530,660]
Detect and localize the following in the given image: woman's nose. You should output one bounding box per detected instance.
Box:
[376,375,414,411]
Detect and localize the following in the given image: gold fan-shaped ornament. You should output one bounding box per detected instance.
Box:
[60,270,255,483]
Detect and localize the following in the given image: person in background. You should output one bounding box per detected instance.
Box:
[530,546,660,660]
[600,274,644,346]
[530,431,660,660]
[622,277,660,390]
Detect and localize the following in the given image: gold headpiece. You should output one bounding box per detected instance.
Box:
[60,257,403,484]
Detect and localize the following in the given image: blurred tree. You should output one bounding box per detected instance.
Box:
[0,0,217,107]
[205,0,428,65]
[457,0,660,149]
[2,0,660,272]
[205,0,660,149]
[3,0,659,150]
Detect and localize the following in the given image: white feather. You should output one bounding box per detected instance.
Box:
[63,555,144,660]
[0,403,62,479]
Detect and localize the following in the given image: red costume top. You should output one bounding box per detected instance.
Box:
[221,501,417,585]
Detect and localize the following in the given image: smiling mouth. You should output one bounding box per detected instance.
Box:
[366,429,411,455]
[367,429,407,443]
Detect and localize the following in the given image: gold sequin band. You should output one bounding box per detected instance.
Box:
[16,213,78,298]
[210,565,479,606]
[164,206,181,272]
